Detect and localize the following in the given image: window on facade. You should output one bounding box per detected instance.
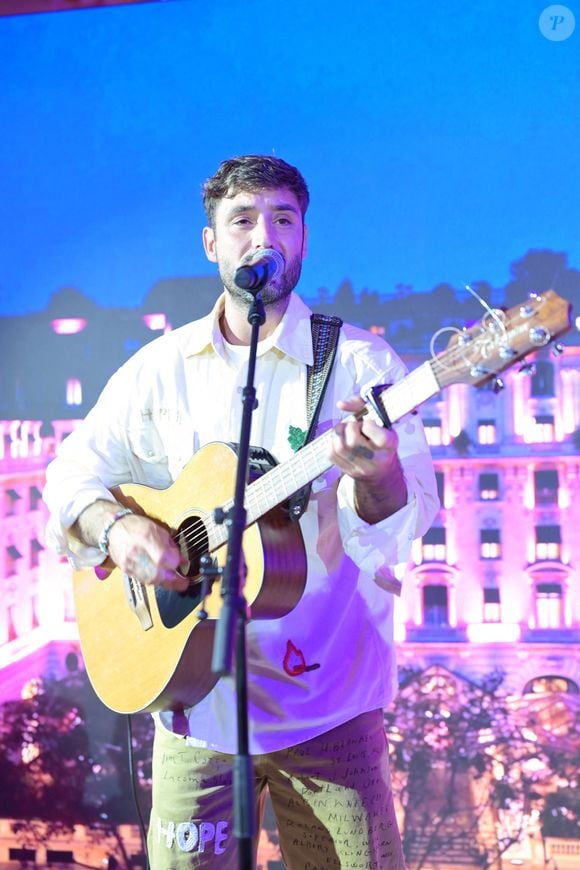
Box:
[9,850,37,863]
[535,582,563,628]
[531,361,555,397]
[477,419,497,445]
[66,378,83,406]
[423,584,449,626]
[46,851,75,864]
[483,587,501,622]
[435,472,445,506]
[424,419,443,447]
[532,414,555,443]
[30,538,44,569]
[480,528,501,559]
[535,525,561,561]
[479,472,499,500]
[534,469,559,505]
[6,544,22,577]
[29,485,43,511]
[422,526,446,562]
[5,488,22,517]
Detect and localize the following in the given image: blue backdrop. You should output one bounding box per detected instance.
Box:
[1,0,578,315]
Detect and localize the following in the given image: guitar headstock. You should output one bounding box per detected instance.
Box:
[433,290,572,390]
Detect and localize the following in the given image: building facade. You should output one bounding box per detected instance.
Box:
[395,344,579,697]
[0,295,578,868]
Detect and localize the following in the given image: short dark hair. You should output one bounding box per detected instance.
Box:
[202,155,310,227]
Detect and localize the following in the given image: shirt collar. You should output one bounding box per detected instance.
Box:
[182,292,315,365]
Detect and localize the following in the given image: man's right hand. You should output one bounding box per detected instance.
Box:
[74,500,189,591]
[107,513,189,591]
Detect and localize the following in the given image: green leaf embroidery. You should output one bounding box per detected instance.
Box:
[288,425,307,453]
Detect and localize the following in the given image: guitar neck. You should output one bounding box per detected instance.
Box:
[217,359,441,532]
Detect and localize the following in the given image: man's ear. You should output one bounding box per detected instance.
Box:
[202,226,217,263]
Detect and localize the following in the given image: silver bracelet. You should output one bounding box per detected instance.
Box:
[97,508,134,556]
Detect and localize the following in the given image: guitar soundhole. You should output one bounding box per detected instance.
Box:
[175,515,210,579]
[154,514,210,630]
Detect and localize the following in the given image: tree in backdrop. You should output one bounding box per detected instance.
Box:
[1,661,578,868]
[0,659,154,867]
[385,664,579,870]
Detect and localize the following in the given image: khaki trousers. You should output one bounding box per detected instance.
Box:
[148,709,406,869]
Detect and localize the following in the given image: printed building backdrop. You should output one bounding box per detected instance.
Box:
[0,1,578,867]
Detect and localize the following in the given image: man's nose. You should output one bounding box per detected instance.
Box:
[252,218,275,249]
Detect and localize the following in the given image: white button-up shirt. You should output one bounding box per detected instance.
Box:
[44,292,439,753]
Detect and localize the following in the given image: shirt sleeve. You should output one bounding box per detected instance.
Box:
[43,366,141,567]
[333,338,441,591]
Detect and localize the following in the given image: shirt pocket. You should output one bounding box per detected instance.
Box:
[126,425,172,489]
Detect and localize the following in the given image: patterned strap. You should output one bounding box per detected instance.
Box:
[288,313,343,521]
[305,313,343,437]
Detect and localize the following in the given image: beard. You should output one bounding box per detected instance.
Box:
[217,250,303,308]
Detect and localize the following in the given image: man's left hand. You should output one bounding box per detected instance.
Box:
[329,396,408,524]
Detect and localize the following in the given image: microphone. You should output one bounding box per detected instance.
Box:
[234,249,284,292]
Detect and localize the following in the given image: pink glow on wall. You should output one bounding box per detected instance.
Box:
[66,378,82,406]
[1,421,43,459]
[467,623,521,643]
[560,368,578,434]
[143,312,169,331]
[523,465,535,510]
[447,384,464,439]
[51,317,87,335]
[393,621,406,642]
[512,374,526,437]
[446,527,458,566]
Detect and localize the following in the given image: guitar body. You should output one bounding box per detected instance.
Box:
[72,442,307,714]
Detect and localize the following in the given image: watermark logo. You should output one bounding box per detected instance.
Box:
[539,5,576,41]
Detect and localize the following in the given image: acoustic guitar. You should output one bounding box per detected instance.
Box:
[72,290,571,714]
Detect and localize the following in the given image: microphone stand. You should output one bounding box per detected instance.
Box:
[211,290,266,870]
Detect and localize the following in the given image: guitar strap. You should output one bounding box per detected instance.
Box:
[287,313,343,521]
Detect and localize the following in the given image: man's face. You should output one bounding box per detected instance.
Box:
[202,187,308,307]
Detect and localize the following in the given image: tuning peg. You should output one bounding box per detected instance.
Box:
[551,343,564,356]
[470,365,489,380]
[529,326,550,346]
[492,377,504,394]
[518,362,536,376]
[520,295,539,317]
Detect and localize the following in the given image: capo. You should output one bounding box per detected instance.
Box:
[363,384,392,429]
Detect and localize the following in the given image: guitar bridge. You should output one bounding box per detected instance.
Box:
[123,573,154,630]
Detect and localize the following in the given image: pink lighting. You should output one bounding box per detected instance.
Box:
[143,312,168,331]
[466,623,521,643]
[51,317,87,335]
[66,378,82,406]
[447,384,465,438]
[394,622,406,642]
